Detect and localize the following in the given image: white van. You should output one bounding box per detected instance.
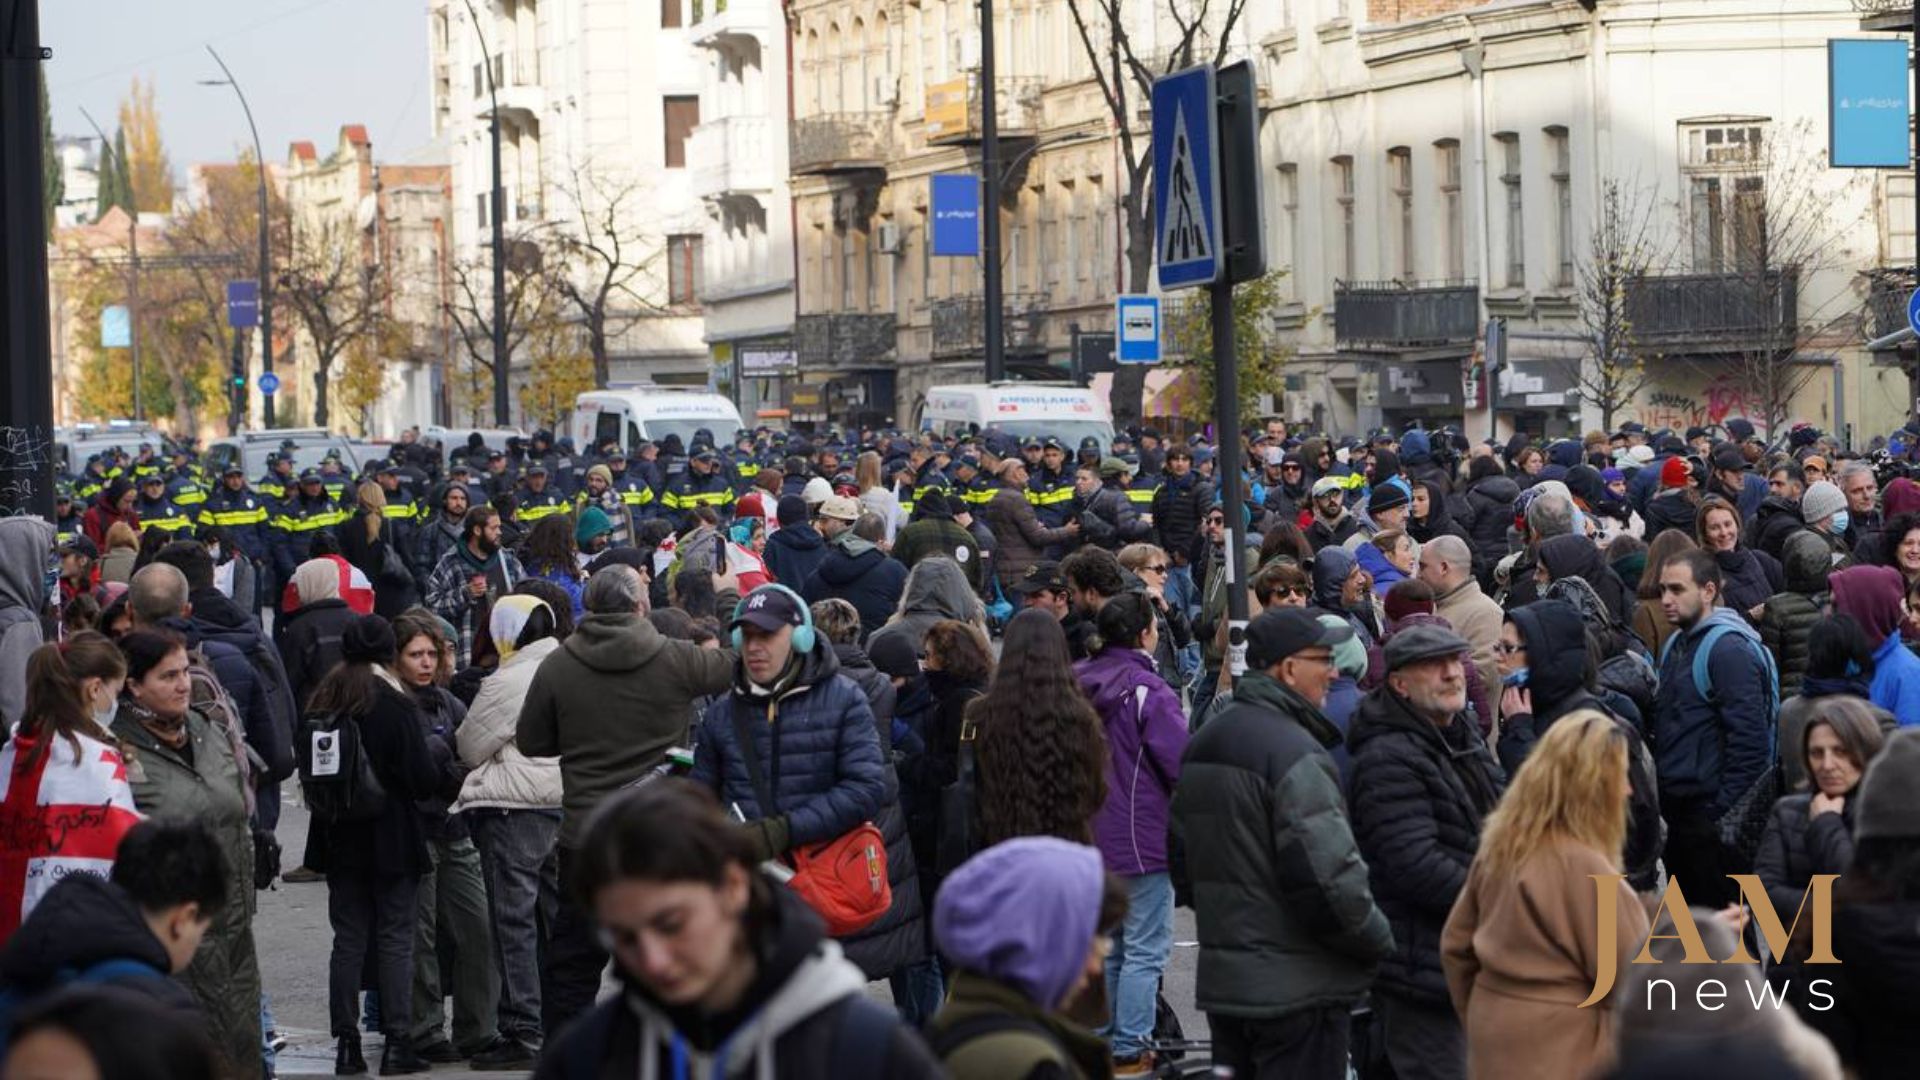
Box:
[920,383,1115,451]
[571,387,747,455]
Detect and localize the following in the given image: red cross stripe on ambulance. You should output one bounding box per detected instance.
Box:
[0,730,145,943]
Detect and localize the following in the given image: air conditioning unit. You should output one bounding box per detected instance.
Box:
[873,74,897,106]
[876,222,902,254]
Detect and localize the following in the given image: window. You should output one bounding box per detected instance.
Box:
[662,0,682,28]
[1388,147,1413,281]
[1436,140,1463,282]
[1496,133,1523,287]
[1887,173,1916,266]
[663,96,700,168]
[1276,163,1298,295]
[668,233,702,305]
[1682,121,1769,272]
[1332,156,1355,282]
[1547,127,1572,287]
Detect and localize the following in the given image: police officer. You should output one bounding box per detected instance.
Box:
[271,468,348,590]
[201,464,271,570]
[133,471,196,537]
[950,450,996,510]
[373,460,423,560]
[257,451,296,505]
[1028,436,1076,529]
[129,443,163,481]
[73,455,111,503]
[664,447,733,527]
[604,450,658,523]
[165,449,208,513]
[512,463,571,528]
[53,487,83,546]
[318,455,352,505]
[482,450,515,500]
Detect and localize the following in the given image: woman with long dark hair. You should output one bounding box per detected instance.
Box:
[304,616,449,1075]
[0,633,139,943]
[109,629,260,1080]
[339,481,419,620]
[974,609,1108,848]
[517,514,586,620]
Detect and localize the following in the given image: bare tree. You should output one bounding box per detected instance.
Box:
[543,163,669,389]
[280,217,391,429]
[443,239,559,426]
[1563,178,1663,431]
[1694,121,1867,437]
[1063,0,1249,427]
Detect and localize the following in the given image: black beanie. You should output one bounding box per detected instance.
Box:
[776,494,808,528]
[342,615,397,665]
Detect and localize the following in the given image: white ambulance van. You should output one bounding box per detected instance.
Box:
[571,387,747,455]
[919,383,1115,451]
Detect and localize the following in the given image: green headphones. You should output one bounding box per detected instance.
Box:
[730,583,817,654]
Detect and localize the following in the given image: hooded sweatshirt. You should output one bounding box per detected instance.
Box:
[1537,533,1633,626]
[1830,564,1920,723]
[934,837,1105,1013]
[867,558,981,663]
[516,612,738,847]
[0,517,53,730]
[1310,545,1375,644]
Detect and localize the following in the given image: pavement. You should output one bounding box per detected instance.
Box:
[262,796,1208,1077]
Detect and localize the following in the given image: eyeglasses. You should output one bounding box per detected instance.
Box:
[1205,515,1226,525]
[1144,564,1169,574]
[1291,651,1335,667]
[1493,641,1524,656]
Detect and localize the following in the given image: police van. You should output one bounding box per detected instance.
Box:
[920,383,1115,452]
[571,387,747,456]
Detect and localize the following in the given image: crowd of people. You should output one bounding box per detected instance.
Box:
[3,413,1920,1079]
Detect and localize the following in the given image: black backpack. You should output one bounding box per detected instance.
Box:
[295,711,388,823]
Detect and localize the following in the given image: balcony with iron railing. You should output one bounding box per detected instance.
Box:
[689,116,777,199]
[472,52,542,117]
[1852,0,1912,31]
[1622,267,1800,350]
[1864,267,1914,348]
[928,294,1049,358]
[790,112,890,174]
[923,75,1045,145]
[795,311,899,369]
[1332,281,1479,348]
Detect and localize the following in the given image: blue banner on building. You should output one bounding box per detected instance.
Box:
[1830,39,1911,169]
[930,173,980,257]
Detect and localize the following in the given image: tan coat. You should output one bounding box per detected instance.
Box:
[1632,597,1678,659]
[1441,841,1647,1080]
[1435,577,1503,726]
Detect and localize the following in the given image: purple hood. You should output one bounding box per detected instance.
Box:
[1075,647,1189,875]
[934,837,1105,1010]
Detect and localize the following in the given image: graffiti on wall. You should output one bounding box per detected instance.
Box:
[1635,373,1763,436]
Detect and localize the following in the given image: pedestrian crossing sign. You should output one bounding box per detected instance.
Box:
[1152,65,1222,290]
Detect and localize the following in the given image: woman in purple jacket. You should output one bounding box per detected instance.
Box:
[1073,591,1189,1074]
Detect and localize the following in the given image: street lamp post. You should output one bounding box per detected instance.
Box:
[77,107,142,421]
[979,0,1003,383]
[461,0,511,426]
[200,46,275,427]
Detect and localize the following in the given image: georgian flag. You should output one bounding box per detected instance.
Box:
[0,729,145,944]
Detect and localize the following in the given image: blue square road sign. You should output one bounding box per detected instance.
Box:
[1152,66,1222,291]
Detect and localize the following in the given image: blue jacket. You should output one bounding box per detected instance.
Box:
[801,539,909,642]
[764,524,829,590]
[692,642,888,848]
[1653,607,1775,814]
[1869,632,1920,724]
[1353,541,1408,597]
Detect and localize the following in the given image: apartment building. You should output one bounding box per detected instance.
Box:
[1253,0,1909,442]
[428,0,708,420]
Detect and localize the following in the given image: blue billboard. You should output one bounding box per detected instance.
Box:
[930,173,980,257]
[1830,39,1910,169]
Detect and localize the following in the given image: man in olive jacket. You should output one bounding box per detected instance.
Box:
[515,562,737,1031]
[1172,607,1392,1080]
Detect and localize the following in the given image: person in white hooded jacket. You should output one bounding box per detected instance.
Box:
[453,588,567,1068]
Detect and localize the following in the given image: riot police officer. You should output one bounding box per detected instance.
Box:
[271,468,348,590]
[512,463,571,528]
[133,472,195,537]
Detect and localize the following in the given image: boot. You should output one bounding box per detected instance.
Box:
[334,1035,367,1076]
[378,1035,429,1076]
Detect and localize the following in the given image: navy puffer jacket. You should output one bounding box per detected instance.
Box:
[801,539,909,642]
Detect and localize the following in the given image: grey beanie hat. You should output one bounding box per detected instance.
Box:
[1854,728,1920,841]
[1799,480,1846,526]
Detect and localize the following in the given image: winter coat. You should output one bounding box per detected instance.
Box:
[1151,472,1212,563]
[531,883,941,1080]
[1076,648,1186,876]
[867,558,982,664]
[1642,490,1699,543]
[408,683,469,842]
[983,485,1074,589]
[892,518,985,592]
[1078,483,1151,552]
[301,679,449,877]
[1497,601,1665,889]
[1714,546,1785,620]
[80,495,138,551]
[1441,841,1648,1080]
[823,642,921,980]
[1308,546,1376,646]
[338,509,418,619]
[1172,673,1393,1018]
[1754,794,1854,991]
[0,873,202,1027]
[1537,534,1634,626]
[1345,687,1505,1006]
[1869,630,1920,722]
[1352,540,1409,598]
[110,703,261,1079]
[455,636,563,811]
[1632,596,1679,659]
[1760,532,1833,699]
[931,970,1113,1080]
[1304,511,1362,554]
[1459,475,1520,586]
[1434,579,1504,732]
[1652,607,1776,816]
[801,537,910,642]
[1408,481,1470,550]
[1831,893,1920,1078]
[1748,496,1806,562]
[0,518,53,731]
[764,522,829,590]
[412,513,464,584]
[278,598,354,712]
[182,587,298,784]
[517,611,736,848]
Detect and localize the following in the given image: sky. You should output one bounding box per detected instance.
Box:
[43,0,431,176]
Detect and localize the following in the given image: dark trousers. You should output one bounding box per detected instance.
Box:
[469,808,561,1044]
[1210,1006,1351,1080]
[1376,994,1465,1080]
[544,846,609,1038]
[410,836,499,1052]
[1663,804,1741,907]
[328,871,421,1039]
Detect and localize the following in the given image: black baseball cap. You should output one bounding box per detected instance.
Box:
[138,473,165,487]
[1009,560,1067,595]
[1245,608,1352,670]
[58,535,100,560]
[222,463,245,476]
[731,586,806,635]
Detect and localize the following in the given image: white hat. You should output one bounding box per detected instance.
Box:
[802,476,834,507]
[818,494,861,522]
